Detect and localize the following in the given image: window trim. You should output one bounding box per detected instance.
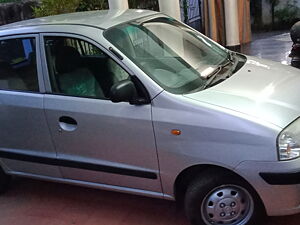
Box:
[0,34,45,93]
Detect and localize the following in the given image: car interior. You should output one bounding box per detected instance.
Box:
[44,37,129,99]
[0,38,39,92]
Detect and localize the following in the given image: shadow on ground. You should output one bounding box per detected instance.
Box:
[0,178,298,225]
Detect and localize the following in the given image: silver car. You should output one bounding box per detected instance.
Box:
[0,9,299,225]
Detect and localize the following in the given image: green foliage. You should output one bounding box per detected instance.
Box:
[128,0,158,11]
[267,0,279,6]
[76,0,159,12]
[268,0,280,27]
[275,0,300,24]
[33,0,81,17]
[0,0,20,3]
[128,0,137,7]
[77,0,108,11]
[33,0,159,18]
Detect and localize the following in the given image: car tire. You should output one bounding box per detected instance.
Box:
[184,170,265,225]
[0,167,10,194]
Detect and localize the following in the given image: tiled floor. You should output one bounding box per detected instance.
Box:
[0,31,299,225]
[1,178,187,225]
[0,177,299,225]
[240,31,293,65]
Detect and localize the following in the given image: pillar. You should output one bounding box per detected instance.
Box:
[108,0,129,10]
[224,0,240,48]
[158,0,181,21]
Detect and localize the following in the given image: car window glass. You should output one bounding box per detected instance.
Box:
[105,17,229,94]
[44,36,129,99]
[0,38,39,92]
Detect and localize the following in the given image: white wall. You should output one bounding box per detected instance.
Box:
[158,0,181,21]
[108,0,129,10]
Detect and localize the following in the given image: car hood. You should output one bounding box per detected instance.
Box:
[184,56,300,128]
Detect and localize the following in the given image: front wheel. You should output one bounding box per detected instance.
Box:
[184,172,265,225]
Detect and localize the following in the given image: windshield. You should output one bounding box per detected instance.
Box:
[104,17,230,94]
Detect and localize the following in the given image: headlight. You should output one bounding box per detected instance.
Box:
[278,118,300,161]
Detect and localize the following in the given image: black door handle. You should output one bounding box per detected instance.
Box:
[59,116,78,132]
[59,116,77,125]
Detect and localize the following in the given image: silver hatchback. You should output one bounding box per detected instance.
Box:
[0,9,300,225]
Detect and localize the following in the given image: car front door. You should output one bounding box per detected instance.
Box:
[41,34,161,193]
[0,34,61,178]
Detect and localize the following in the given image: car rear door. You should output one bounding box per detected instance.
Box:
[0,34,60,178]
[41,33,161,193]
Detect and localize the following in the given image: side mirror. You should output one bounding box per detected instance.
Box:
[110,80,137,103]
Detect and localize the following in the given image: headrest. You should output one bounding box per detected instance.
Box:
[27,52,36,64]
[55,46,81,74]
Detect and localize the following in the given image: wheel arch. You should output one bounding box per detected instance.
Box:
[173,164,264,209]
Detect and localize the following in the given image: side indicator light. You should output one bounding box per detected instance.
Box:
[171,129,181,136]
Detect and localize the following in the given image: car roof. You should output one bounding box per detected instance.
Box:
[0,9,160,31]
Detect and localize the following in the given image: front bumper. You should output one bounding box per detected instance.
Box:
[235,158,300,216]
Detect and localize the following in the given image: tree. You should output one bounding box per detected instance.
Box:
[33,0,160,18]
[33,0,81,17]
[251,0,263,30]
[77,0,108,11]
[268,0,279,28]
[128,0,159,11]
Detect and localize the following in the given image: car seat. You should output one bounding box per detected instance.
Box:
[0,61,27,91]
[55,46,104,98]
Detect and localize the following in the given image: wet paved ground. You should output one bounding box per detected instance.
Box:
[0,31,299,225]
[240,31,293,65]
[0,178,299,225]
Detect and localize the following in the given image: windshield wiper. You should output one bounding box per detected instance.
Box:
[228,51,235,62]
[201,59,233,90]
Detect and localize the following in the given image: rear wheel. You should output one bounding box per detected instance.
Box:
[184,172,265,225]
